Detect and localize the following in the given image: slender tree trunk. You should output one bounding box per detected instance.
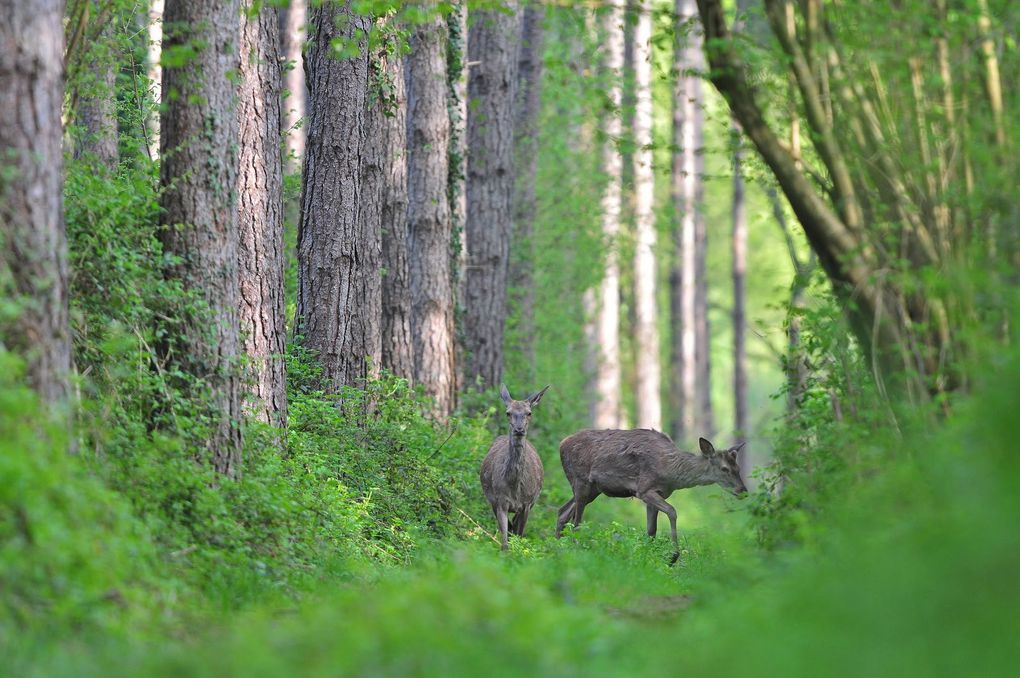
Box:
[732,124,747,446]
[594,0,625,430]
[146,0,162,161]
[408,15,456,417]
[447,1,468,327]
[280,0,306,172]
[463,1,520,390]
[0,0,71,413]
[510,3,544,384]
[296,1,375,393]
[671,0,703,442]
[375,50,412,381]
[238,0,287,428]
[74,24,119,172]
[632,1,661,431]
[159,0,242,476]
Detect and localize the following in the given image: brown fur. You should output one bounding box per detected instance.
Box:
[555,429,746,562]
[479,384,549,550]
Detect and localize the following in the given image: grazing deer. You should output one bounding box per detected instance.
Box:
[480,384,550,550]
[555,430,747,563]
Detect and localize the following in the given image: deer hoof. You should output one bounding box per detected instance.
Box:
[668,552,680,566]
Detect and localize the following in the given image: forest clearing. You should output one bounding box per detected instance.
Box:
[2,0,1019,675]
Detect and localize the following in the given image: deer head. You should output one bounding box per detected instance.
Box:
[699,438,748,496]
[499,384,550,439]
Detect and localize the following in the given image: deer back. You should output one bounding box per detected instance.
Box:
[559,428,681,496]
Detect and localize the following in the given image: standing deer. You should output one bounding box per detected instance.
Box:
[555,429,746,563]
[480,384,550,550]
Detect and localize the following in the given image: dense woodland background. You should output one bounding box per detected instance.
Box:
[2,0,1020,674]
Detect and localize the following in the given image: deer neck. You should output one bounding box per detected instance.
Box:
[503,433,527,481]
[664,451,716,491]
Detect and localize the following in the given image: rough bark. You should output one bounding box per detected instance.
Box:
[463,1,520,390]
[408,16,456,417]
[0,0,71,412]
[365,40,411,380]
[593,0,625,430]
[295,1,376,394]
[238,0,287,428]
[146,0,163,160]
[510,3,545,384]
[632,1,661,431]
[280,0,306,171]
[159,0,243,476]
[74,24,119,172]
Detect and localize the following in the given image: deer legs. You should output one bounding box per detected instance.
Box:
[495,506,510,551]
[509,506,531,536]
[554,490,595,537]
[555,498,574,537]
[639,491,680,564]
[646,504,658,538]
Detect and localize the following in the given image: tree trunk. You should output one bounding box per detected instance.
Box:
[238,0,287,428]
[159,0,242,476]
[732,124,747,445]
[670,0,703,442]
[74,24,119,172]
[593,0,625,430]
[295,1,377,394]
[0,0,71,413]
[146,0,163,161]
[447,1,468,337]
[375,50,410,381]
[509,3,544,385]
[365,33,410,381]
[632,1,661,431]
[408,15,457,417]
[463,1,520,390]
[280,0,306,172]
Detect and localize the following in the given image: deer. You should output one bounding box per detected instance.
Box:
[479,384,550,551]
[554,429,747,563]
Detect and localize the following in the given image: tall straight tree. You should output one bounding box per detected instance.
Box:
[296,1,378,393]
[632,0,661,431]
[447,1,468,319]
[365,30,411,380]
[74,25,119,172]
[509,3,545,383]
[159,0,243,475]
[280,0,306,171]
[408,14,457,417]
[146,0,163,160]
[238,0,287,428]
[670,0,707,442]
[463,1,520,390]
[593,0,625,430]
[0,0,71,412]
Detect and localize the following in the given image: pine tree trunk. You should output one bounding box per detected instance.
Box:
[463,1,520,390]
[408,15,457,417]
[594,0,625,430]
[509,3,544,384]
[374,50,412,381]
[447,1,468,334]
[0,0,71,412]
[159,0,243,476]
[238,1,287,428]
[632,1,661,431]
[295,1,377,393]
[74,24,119,172]
[146,0,163,160]
[280,0,306,172]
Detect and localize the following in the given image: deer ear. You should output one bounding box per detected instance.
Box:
[699,438,716,457]
[499,383,512,405]
[528,385,550,407]
[733,441,747,453]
